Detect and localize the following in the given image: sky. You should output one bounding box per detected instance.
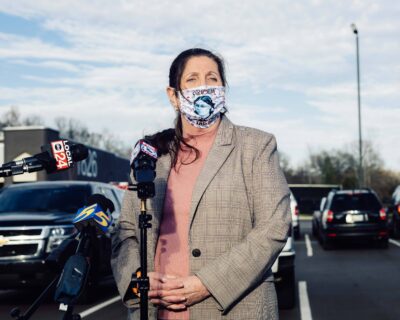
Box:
[0,0,399,170]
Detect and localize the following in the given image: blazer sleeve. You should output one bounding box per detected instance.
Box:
[195,134,291,312]
[110,188,141,307]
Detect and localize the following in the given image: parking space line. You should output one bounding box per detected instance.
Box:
[389,238,400,248]
[299,281,313,320]
[79,296,120,318]
[305,234,313,257]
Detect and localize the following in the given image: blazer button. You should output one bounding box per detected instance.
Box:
[192,249,201,257]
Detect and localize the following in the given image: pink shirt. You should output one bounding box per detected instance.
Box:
[154,123,218,320]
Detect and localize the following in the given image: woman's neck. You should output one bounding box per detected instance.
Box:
[181,115,221,138]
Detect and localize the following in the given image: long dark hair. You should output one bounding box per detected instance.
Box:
[145,48,227,168]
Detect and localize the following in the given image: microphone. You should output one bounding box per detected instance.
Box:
[47,194,114,271]
[54,194,115,305]
[0,140,88,177]
[72,194,115,235]
[130,139,158,199]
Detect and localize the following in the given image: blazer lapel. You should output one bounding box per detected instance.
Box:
[189,116,235,229]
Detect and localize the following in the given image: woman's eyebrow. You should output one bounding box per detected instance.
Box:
[183,72,199,78]
[206,71,219,76]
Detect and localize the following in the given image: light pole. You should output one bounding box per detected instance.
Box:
[351,23,363,188]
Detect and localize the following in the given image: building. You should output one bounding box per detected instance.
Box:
[0,126,130,187]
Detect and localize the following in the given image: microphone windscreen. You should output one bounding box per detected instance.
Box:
[71,144,89,161]
[86,194,115,213]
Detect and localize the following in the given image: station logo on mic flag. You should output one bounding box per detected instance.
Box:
[73,203,113,234]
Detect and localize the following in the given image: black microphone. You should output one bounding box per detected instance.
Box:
[130,139,158,199]
[54,194,115,305]
[47,195,114,272]
[72,194,115,234]
[0,140,88,177]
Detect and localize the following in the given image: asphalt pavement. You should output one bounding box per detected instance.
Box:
[1,220,400,320]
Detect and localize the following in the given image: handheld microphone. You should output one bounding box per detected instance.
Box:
[130,139,158,199]
[0,140,88,177]
[54,194,115,305]
[47,194,114,271]
[73,194,115,235]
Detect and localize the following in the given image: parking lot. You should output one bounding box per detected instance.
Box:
[1,220,399,320]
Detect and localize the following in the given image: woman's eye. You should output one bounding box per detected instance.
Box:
[209,77,218,82]
[187,78,195,82]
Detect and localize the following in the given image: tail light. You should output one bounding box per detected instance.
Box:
[379,208,387,221]
[294,205,299,216]
[326,210,334,223]
[397,205,400,215]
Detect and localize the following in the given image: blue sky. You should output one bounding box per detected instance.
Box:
[0,1,399,170]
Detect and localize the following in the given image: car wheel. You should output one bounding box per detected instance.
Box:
[312,222,317,237]
[294,226,300,240]
[322,235,333,250]
[276,267,295,309]
[375,238,389,249]
[393,217,400,239]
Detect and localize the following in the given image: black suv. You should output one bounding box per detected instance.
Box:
[0,181,124,290]
[312,189,388,249]
[388,185,400,238]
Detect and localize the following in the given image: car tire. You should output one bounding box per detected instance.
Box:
[312,222,317,237]
[294,226,300,240]
[376,238,389,249]
[322,235,333,250]
[276,267,295,309]
[393,217,400,239]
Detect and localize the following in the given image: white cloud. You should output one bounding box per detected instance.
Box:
[0,0,399,170]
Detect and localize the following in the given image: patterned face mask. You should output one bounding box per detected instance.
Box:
[177,85,226,128]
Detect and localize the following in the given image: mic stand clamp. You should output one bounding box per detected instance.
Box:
[128,183,154,320]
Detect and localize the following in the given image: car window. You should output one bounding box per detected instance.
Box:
[98,186,120,212]
[0,186,91,214]
[331,193,381,212]
[112,188,125,210]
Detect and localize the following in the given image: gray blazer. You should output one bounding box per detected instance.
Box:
[111,116,291,320]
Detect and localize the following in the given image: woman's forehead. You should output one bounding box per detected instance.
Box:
[183,56,219,75]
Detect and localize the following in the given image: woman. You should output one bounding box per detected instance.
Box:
[111,48,291,320]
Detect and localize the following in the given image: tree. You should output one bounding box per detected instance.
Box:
[0,106,21,129]
[0,107,129,158]
[0,106,44,128]
[284,142,400,203]
[55,116,129,158]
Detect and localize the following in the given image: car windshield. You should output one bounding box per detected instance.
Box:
[331,193,381,212]
[0,185,91,214]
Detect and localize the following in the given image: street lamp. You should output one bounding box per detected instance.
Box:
[351,23,364,188]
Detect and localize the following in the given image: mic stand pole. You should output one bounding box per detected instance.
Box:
[10,230,91,320]
[128,185,153,320]
[139,199,152,320]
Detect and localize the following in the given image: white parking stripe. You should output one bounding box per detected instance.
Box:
[305,234,313,257]
[299,281,313,320]
[79,296,121,318]
[389,238,400,248]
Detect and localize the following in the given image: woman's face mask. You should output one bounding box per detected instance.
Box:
[178,85,226,128]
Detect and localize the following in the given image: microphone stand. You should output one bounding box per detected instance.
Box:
[128,182,154,320]
[10,228,94,320]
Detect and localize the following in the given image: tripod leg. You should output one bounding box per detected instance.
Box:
[10,275,59,320]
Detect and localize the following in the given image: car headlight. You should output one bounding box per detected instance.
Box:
[46,226,76,253]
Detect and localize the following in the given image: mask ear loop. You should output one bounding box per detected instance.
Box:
[171,88,182,112]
